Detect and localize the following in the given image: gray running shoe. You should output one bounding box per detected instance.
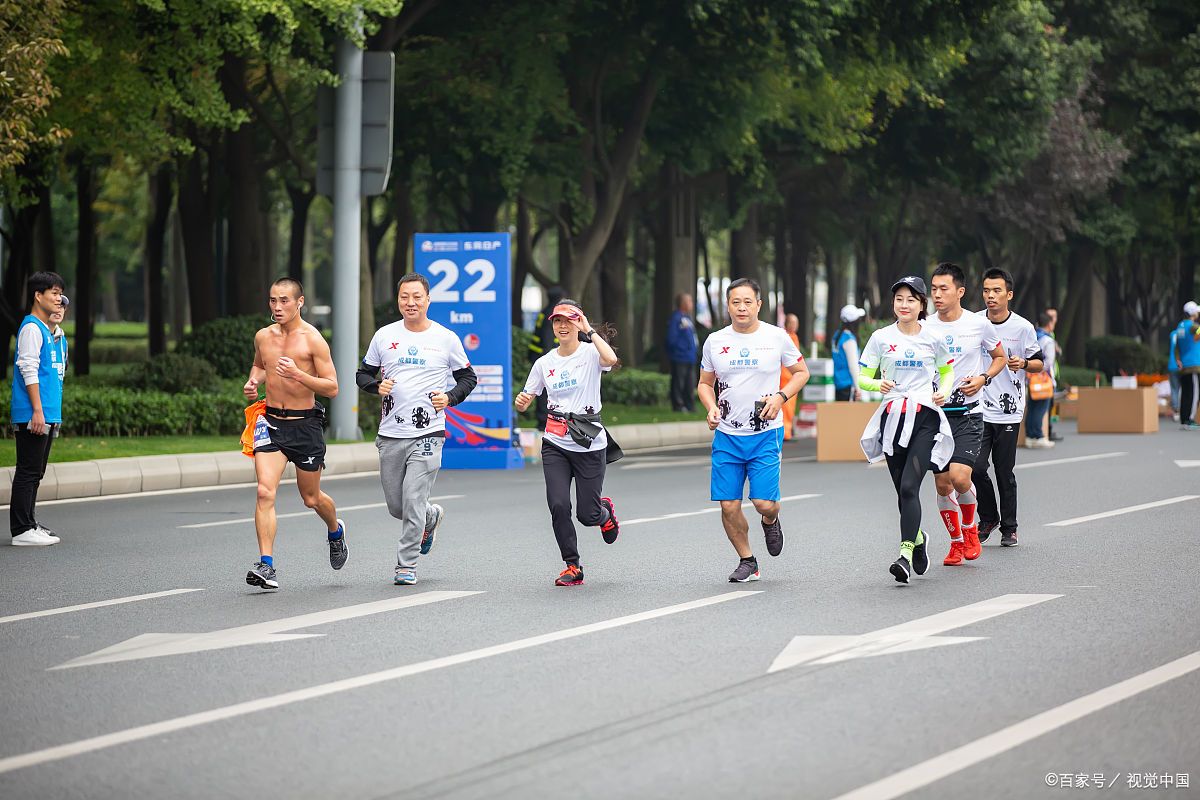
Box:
[421,504,444,556]
[728,558,760,583]
[394,568,418,585]
[762,516,784,557]
[328,518,348,570]
[246,561,279,590]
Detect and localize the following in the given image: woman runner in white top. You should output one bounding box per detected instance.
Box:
[516,300,622,586]
[858,277,955,583]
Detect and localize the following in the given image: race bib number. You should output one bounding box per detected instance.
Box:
[545,417,568,437]
[252,415,273,450]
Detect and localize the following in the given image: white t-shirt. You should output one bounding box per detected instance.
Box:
[923,310,1000,413]
[975,309,1042,423]
[700,323,803,436]
[859,323,955,400]
[523,343,611,453]
[364,320,470,438]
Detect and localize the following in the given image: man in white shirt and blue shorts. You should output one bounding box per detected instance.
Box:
[698,278,810,583]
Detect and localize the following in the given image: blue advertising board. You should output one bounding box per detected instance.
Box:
[414,233,523,470]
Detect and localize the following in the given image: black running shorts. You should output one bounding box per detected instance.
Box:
[934,412,984,472]
[253,414,327,471]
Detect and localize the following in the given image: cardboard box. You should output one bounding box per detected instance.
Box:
[1076,387,1158,434]
[816,402,878,462]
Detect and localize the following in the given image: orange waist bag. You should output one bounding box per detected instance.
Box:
[241,400,267,457]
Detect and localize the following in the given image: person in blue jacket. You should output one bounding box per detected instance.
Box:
[10,271,68,546]
[666,292,699,412]
[832,304,866,401]
[1176,301,1200,430]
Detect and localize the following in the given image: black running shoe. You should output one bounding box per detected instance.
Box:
[728,558,760,583]
[599,497,619,544]
[328,518,348,570]
[890,557,911,584]
[978,519,999,543]
[246,561,279,590]
[762,516,784,557]
[1001,531,1019,547]
[912,530,929,576]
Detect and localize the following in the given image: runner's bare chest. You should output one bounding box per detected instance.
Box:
[260,327,318,408]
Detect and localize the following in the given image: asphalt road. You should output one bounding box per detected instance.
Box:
[1,421,1197,800]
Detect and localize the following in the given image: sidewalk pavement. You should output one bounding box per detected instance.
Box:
[0,421,715,505]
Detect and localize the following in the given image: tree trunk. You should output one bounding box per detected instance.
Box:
[825,244,848,347]
[74,163,97,376]
[513,195,533,324]
[786,188,812,344]
[169,208,188,344]
[286,184,313,285]
[145,166,172,356]
[225,121,266,315]
[599,197,631,360]
[1060,237,1092,365]
[0,200,40,376]
[178,151,219,328]
[34,184,55,276]
[391,176,415,290]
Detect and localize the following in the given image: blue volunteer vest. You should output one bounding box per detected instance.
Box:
[832,329,856,389]
[11,315,66,424]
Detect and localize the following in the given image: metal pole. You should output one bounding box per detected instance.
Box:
[331,35,363,441]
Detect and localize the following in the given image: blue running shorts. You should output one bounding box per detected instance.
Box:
[710,428,783,501]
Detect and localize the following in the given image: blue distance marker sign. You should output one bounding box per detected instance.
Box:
[414,232,522,470]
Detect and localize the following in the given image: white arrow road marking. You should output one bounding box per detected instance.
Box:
[2,590,759,775]
[177,495,464,529]
[51,590,481,669]
[1174,459,1200,468]
[622,494,820,526]
[768,594,1061,673]
[831,649,1200,800]
[1045,495,1199,527]
[0,589,203,626]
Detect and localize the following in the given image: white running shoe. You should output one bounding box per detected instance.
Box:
[36,525,61,543]
[11,529,58,546]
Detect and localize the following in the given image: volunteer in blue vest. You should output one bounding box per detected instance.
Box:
[832,305,865,401]
[666,292,699,412]
[1175,301,1200,430]
[10,272,68,546]
[698,278,810,583]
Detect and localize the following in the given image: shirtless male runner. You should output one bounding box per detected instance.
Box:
[243,278,345,590]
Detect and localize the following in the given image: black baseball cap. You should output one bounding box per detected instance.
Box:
[890,276,927,295]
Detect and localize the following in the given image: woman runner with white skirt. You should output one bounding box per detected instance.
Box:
[515,300,623,586]
[858,277,956,583]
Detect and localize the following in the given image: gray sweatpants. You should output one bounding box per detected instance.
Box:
[377,434,444,569]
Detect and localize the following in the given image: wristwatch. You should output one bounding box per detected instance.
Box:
[776,390,789,402]
[983,374,992,386]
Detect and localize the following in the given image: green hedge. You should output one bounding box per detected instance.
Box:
[1084,335,1166,377]
[0,386,245,437]
[89,339,150,364]
[120,353,220,393]
[602,368,670,406]
[177,315,267,378]
[1059,364,1108,388]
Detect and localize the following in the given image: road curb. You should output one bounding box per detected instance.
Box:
[0,421,714,504]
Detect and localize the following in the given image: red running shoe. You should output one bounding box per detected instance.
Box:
[600,497,619,544]
[943,541,965,566]
[555,563,584,586]
[962,524,981,560]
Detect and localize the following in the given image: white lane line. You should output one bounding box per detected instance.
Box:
[830,649,1200,800]
[1045,495,1199,527]
[622,494,821,526]
[0,470,384,510]
[0,590,759,775]
[0,589,203,626]
[176,495,463,529]
[621,455,813,471]
[1015,451,1125,470]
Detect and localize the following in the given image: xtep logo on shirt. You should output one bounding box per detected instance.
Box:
[727,346,760,368]
[547,369,555,377]
[389,342,400,349]
[720,346,730,354]
[394,345,427,366]
[887,344,898,353]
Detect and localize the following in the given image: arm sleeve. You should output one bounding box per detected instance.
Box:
[356,360,381,394]
[446,366,477,406]
[938,363,955,388]
[15,325,44,385]
[857,365,882,393]
[523,361,545,395]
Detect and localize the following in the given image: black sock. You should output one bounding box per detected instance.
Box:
[740,555,757,564]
